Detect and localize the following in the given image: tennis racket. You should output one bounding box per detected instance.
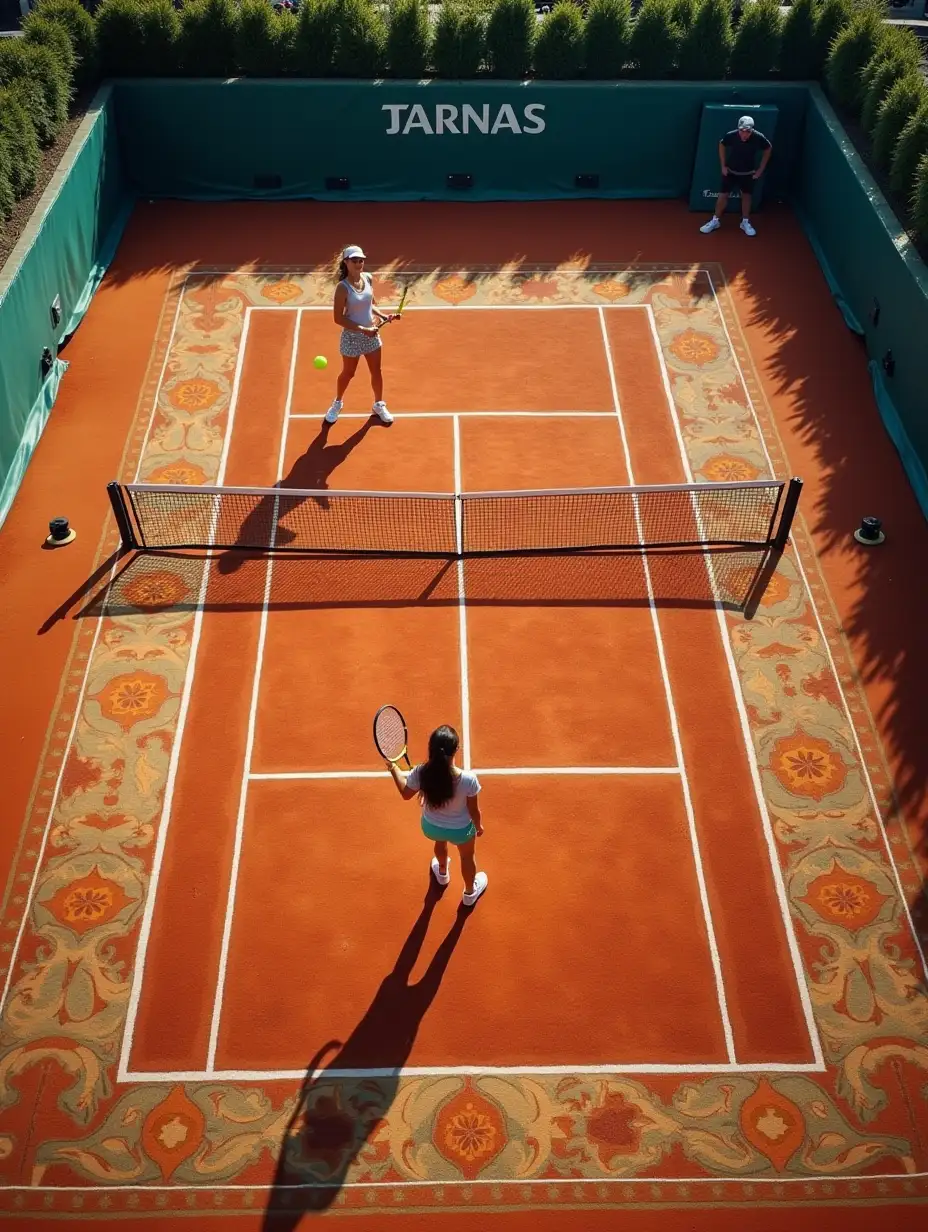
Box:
[374,704,411,768]
[376,285,408,330]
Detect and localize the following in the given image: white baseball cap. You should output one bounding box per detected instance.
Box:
[343,244,366,260]
[738,116,755,131]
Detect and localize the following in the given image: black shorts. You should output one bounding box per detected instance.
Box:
[722,170,758,195]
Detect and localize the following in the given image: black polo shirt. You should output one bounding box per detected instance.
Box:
[722,129,771,174]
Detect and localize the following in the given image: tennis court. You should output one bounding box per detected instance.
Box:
[1,201,926,1225]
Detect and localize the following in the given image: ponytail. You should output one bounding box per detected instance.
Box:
[417,725,459,810]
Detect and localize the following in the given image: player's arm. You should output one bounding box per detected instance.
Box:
[387,760,417,799]
[467,793,483,836]
[755,137,773,178]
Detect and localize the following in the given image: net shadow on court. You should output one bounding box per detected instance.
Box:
[74,544,780,620]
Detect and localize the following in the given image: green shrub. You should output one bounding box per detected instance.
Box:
[861,50,920,138]
[729,0,782,79]
[913,153,928,243]
[824,6,885,115]
[0,83,42,198]
[236,0,281,76]
[95,0,180,78]
[677,0,732,81]
[778,0,817,80]
[671,0,697,29]
[293,0,339,76]
[0,133,15,224]
[629,0,679,79]
[812,0,855,76]
[485,0,535,78]
[583,0,632,80]
[0,39,69,146]
[177,0,239,78]
[35,0,99,90]
[432,0,485,78]
[872,74,927,172]
[274,8,298,74]
[332,0,386,77]
[386,0,430,78]
[890,102,928,199]
[23,13,77,85]
[534,0,584,80]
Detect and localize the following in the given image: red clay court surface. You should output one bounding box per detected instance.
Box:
[0,200,926,1229]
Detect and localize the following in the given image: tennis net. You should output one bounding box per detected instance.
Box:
[108,477,801,557]
[108,475,798,559]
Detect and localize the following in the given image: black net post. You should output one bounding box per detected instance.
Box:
[107,482,138,550]
[772,478,803,553]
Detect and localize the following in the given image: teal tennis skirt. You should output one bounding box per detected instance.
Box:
[421,817,477,845]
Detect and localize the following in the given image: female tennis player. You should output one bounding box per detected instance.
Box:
[324,244,398,426]
[385,725,488,907]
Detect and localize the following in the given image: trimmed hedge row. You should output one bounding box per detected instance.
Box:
[1,0,927,244]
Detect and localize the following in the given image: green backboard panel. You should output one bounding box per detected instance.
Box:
[689,103,780,213]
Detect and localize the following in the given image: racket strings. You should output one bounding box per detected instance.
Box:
[375,707,406,760]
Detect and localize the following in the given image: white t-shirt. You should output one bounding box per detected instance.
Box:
[406,765,481,829]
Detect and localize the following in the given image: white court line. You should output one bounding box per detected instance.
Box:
[0,276,193,1020]
[288,411,618,419]
[702,271,928,983]
[598,305,737,1066]
[453,414,473,770]
[248,767,681,781]
[118,305,254,1082]
[204,309,303,1075]
[642,302,824,1068]
[119,1058,825,1084]
[250,303,645,311]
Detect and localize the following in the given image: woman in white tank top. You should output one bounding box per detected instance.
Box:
[324,244,399,426]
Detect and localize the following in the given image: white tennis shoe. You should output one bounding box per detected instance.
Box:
[462,871,488,907]
[324,399,342,424]
[373,400,394,425]
[430,856,451,887]
[700,216,721,233]
[741,218,756,237]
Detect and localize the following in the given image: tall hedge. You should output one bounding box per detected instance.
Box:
[0,133,15,225]
[485,0,535,79]
[0,39,69,147]
[778,0,818,81]
[729,0,782,80]
[386,0,431,79]
[872,74,928,173]
[236,0,284,77]
[95,0,180,78]
[890,102,928,200]
[913,153,928,243]
[861,49,920,138]
[0,83,42,198]
[824,6,884,115]
[35,0,99,91]
[23,13,77,87]
[583,0,632,81]
[534,1,584,81]
[332,0,386,78]
[293,0,339,77]
[677,0,732,81]
[629,0,680,79]
[812,0,855,79]
[177,0,239,78]
[432,0,485,78]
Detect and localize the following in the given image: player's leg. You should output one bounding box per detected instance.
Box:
[739,182,756,236]
[431,840,450,885]
[365,346,393,424]
[457,836,488,906]
[325,354,359,423]
[701,172,732,233]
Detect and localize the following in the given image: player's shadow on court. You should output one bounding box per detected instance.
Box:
[217,417,383,574]
[261,878,470,1226]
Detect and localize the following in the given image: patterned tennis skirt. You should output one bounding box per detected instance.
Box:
[340,328,383,358]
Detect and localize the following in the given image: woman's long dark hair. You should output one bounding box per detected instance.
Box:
[417,726,459,810]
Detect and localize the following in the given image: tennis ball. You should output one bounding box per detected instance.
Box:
[314,355,328,370]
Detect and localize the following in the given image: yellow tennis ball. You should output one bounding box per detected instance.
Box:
[313,355,328,370]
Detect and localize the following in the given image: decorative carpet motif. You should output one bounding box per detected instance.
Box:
[0,264,925,1216]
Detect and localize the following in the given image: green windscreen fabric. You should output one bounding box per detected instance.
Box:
[794,86,928,519]
[114,79,808,203]
[0,85,131,530]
